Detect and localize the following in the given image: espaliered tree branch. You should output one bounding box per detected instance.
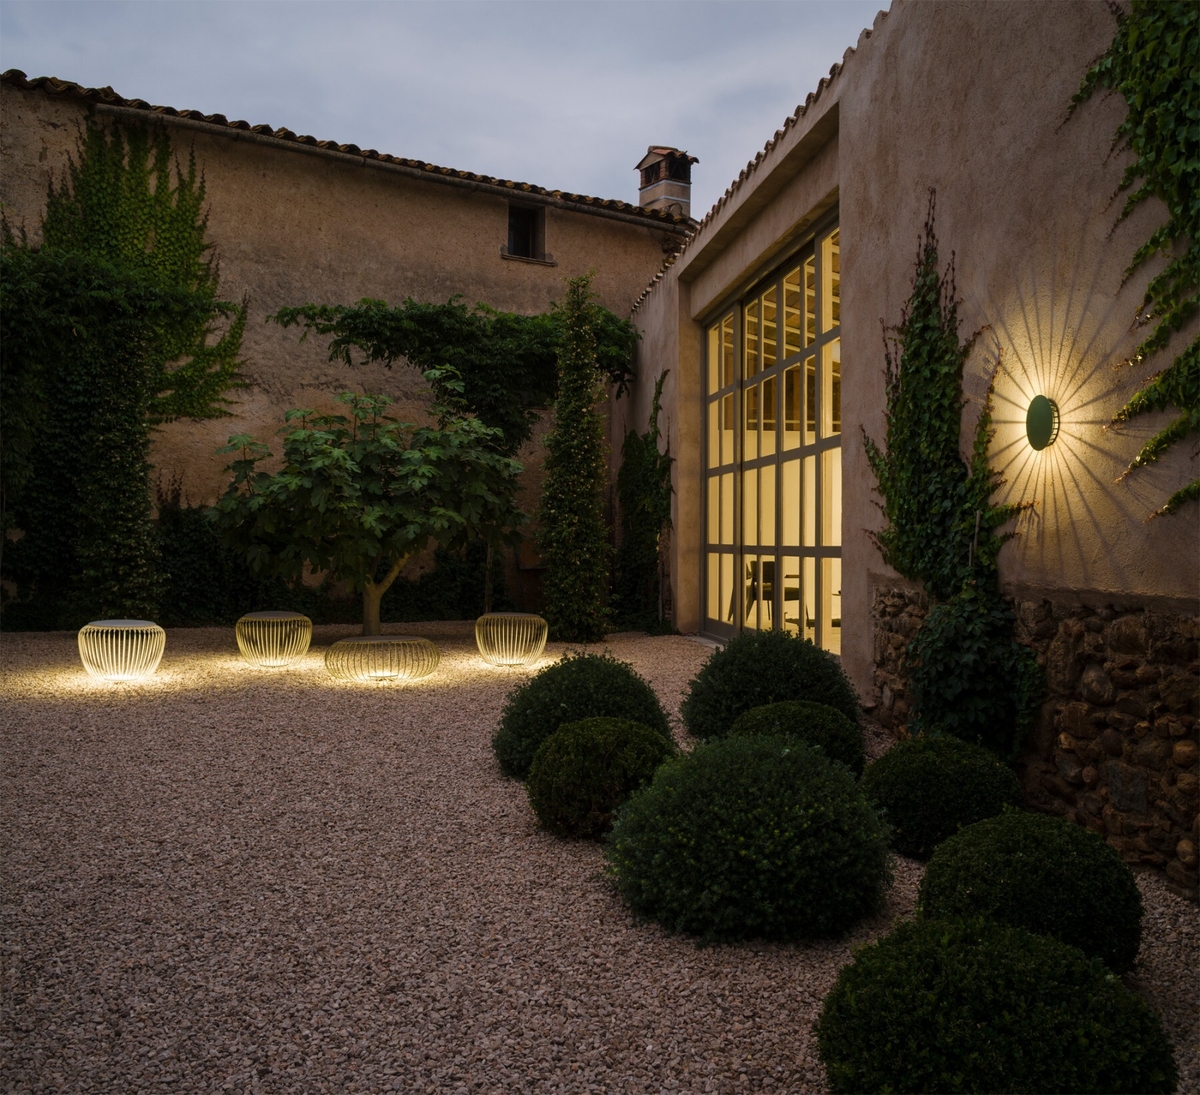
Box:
[269,295,638,457]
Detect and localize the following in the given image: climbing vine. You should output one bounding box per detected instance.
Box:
[538,273,611,642]
[0,119,245,627]
[865,197,1042,758]
[612,371,673,631]
[1072,0,1199,517]
[270,295,638,457]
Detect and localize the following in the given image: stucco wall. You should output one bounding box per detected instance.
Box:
[838,0,1199,697]
[0,83,681,533]
[631,0,1198,702]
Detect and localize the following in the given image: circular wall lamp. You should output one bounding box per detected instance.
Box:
[1026,395,1060,451]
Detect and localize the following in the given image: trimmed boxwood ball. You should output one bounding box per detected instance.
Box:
[730,701,865,777]
[816,917,1178,1094]
[919,810,1144,971]
[492,651,670,780]
[860,735,1022,860]
[681,629,860,741]
[527,718,676,839]
[605,736,892,942]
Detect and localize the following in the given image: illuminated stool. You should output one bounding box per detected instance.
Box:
[475,612,548,667]
[77,619,166,682]
[324,635,439,683]
[235,611,312,668]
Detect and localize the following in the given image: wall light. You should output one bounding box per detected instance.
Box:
[475,612,549,667]
[236,611,312,668]
[78,619,166,681]
[325,635,440,683]
[1026,395,1060,451]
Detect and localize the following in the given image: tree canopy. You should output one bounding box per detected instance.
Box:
[211,374,524,634]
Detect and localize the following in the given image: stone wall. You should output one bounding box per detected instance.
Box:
[870,584,1200,899]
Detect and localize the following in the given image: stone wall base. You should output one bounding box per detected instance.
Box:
[871,584,1199,900]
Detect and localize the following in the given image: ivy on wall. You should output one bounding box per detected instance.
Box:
[538,273,611,642]
[1073,0,1199,517]
[271,295,637,457]
[865,198,1042,759]
[1,120,245,628]
[612,371,673,632]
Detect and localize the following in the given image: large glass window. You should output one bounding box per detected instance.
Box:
[702,222,841,652]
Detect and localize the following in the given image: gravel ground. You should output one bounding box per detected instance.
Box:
[2,624,1196,1094]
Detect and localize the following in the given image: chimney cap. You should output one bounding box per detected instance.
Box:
[635,146,699,172]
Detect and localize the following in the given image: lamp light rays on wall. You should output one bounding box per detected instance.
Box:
[977,227,1180,592]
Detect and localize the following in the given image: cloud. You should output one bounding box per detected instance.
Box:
[0,0,882,215]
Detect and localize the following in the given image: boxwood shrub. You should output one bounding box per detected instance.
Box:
[730,700,865,776]
[816,917,1177,1094]
[605,736,891,942]
[919,810,1144,971]
[860,735,1023,859]
[680,629,860,741]
[527,718,676,839]
[492,651,670,780]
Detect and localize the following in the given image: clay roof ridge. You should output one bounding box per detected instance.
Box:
[0,69,695,230]
[631,7,888,317]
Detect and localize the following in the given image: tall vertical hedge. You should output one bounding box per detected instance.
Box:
[1,121,244,627]
[538,273,610,642]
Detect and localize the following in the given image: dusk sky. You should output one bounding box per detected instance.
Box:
[0,0,884,217]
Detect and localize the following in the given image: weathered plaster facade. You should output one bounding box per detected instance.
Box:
[624,0,1198,887]
[0,73,689,531]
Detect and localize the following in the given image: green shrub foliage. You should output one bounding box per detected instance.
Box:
[862,199,1042,756]
[527,718,676,838]
[493,651,670,780]
[1,120,244,626]
[860,736,1023,860]
[538,274,611,642]
[605,736,892,942]
[270,294,639,458]
[906,585,1043,758]
[680,629,860,741]
[919,811,1144,972]
[817,917,1178,1094]
[1073,1,1198,517]
[730,701,865,777]
[612,372,673,632]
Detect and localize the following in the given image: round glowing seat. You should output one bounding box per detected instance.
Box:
[77,619,166,682]
[324,635,439,683]
[235,610,312,668]
[475,612,548,667]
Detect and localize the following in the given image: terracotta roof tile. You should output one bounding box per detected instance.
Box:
[1,69,695,233]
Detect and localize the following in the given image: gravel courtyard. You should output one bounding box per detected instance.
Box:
[2,624,1196,1094]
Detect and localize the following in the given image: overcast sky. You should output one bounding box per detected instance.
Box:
[1,1,883,218]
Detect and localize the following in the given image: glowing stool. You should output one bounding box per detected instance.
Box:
[324,635,439,683]
[77,619,166,682]
[235,611,312,668]
[475,612,548,667]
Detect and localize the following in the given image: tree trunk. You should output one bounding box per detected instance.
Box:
[362,583,384,636]
[360,554,409,636]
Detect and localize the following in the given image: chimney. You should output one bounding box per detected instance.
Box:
[636,146,698,219]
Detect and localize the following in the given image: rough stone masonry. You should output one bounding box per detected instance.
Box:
[872,585,1199,900]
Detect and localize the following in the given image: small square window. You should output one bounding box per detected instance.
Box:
[508,206,537,258]
[503,204,553,264]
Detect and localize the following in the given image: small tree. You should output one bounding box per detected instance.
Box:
[211,374,523,634]
[538,273,610,642]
